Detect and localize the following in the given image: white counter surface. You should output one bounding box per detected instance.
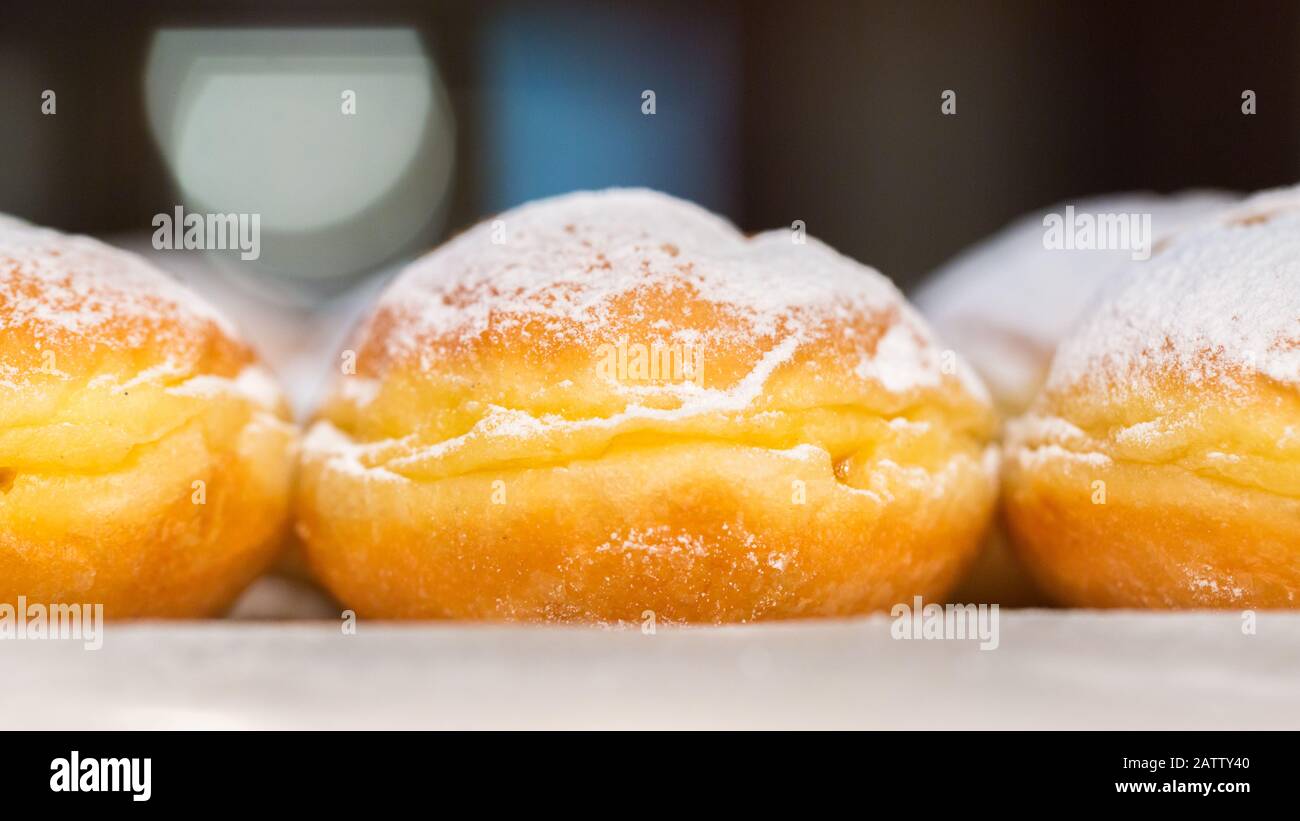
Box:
[6,610,1297,730]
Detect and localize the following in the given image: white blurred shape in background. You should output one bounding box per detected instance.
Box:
[144,28,454,302]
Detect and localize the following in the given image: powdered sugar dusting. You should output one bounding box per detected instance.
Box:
[1047,187,1300,395]
[1012,442,1113,470]
[165,365,286,411]
[365,188,959,398]
[0,213,235,347]
[855,321,941,393]
[915,191,1236,407]
[302,421,406,482]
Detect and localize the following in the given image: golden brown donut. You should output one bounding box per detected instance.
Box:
[1003,187,1300,608]
[916,191,1236,606]
[0,215,297,617]
[297,189,999,623]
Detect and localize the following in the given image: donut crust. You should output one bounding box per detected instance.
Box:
[1005,370,1300,608]
[1005,451,1300,608]
[300,406,997,622]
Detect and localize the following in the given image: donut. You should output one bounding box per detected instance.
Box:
[1002,187,1300,608]
[0,216,297,617]
[915,191,1235,605]
[296,189,999,622]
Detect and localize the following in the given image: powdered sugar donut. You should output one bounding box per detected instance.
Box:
[296,189,999,622]
[916,191,1235,606]
[0,216,297,617]
[1003,185,1300,607]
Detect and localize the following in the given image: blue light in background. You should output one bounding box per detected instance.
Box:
[479,3,741,216]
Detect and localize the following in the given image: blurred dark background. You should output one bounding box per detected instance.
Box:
[2,0,1298,292]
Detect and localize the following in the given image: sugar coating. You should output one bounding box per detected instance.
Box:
[0,213,235,348]
[1047,185,1300,395]
[165,366,286,412]
[914,190,1236,404]
[366,188,971,399]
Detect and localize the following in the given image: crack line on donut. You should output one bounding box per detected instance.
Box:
[0,366,287,474]
[1008,440,1300,500]
[0,408,293,483]
[305,405,991,489]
